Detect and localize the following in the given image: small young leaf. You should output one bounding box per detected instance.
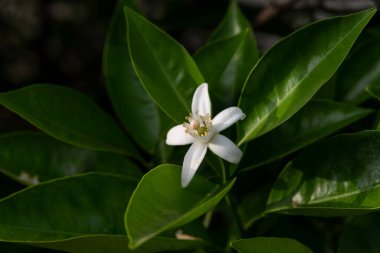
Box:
[208,0,253,43]
[0,85,139,158]
[104,0,160,153]
[125,164,235,249]
[125,7,204,123]
[230,237,313,253]
[238,9,376,145]
[266,131,380,216]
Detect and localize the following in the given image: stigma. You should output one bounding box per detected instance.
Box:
[183,112,212,137]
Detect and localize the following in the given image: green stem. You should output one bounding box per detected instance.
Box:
[219,158,227,184]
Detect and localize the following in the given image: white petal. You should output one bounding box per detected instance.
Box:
[212,107,246,133]
[182,141,207,187]
[166,125,194,146]
[192,83,211,116]
[208,134,242,164]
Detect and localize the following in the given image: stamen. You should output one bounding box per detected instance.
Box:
[183,112,212,137]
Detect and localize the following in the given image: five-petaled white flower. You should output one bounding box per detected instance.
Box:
[166,83,246,187]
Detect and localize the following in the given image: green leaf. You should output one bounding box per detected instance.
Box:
[0,85,139,158]
[0,132,142,185]
[266,130,380,216]
[238,9,376,145]
[338,212,380,253]
[237,184,272,229]
[208,0,253,43]
[0,173,134,241]
[241,99,372,170]
[104,0,160,153]
[194,30,258,111]
[366,84,380,100]
[336,34,380,104]
[31,235,209,253]
[125,7,204,123]
[0,173,207,252]
[230,237,313,253]
[125,164,235,249]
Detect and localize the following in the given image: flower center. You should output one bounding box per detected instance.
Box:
[183,112,212,137]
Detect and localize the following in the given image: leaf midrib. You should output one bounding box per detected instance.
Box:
[132,13,191,114]
[239,14,370,145]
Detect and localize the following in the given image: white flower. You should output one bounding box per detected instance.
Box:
[166,83,246,187]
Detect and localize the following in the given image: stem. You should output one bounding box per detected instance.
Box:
[219,158,227,184]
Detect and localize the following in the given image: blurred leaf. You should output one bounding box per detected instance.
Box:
[104,0,160,153]
[208,0,253,43]
[125,164,235,249]
[0,132,142,185]
[338,212,380,253]
[238,9,376,145]
[238,184,272,229]
[366,84,380,100]
[125,7,204,123]
[266,131,380,216]
[336,33,380,104]
[195,30,258,111]
[230,237,313,253]
[241,99,372,170]
[0,85,140,158]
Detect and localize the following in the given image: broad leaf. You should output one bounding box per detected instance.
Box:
[0,85,139,157]
[238,9,376,145]
[336,34,380,104]
[338,212,380,253]
[230,237,313,253]
[0,132,142,185]
[125,7,204,123]
[241,100,372,170]
[195,30,258,111]
[266,131,380,216]
[104,0,160,153]
[0,173,207,252]
[31,235,209,253]
[125,164,235,249]
[0,173,134,242]
[208,0,253,43]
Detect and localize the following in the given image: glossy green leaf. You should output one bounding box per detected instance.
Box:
[0,173,134,242]
[266,131,380,216]
[31,235,209,253]
[238,9,376,145]
[104,0,160,153]
[0,173,207,252]
[194,30,258,111]
[0,132,142,185]
[230,237,313,253]
[0,85,139,157]
[125,164,236,249]
[125,7,204,123]
[208,0,253,43]
[241,99,372,170]
[336,34,380,104]
[338,212,380,253]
